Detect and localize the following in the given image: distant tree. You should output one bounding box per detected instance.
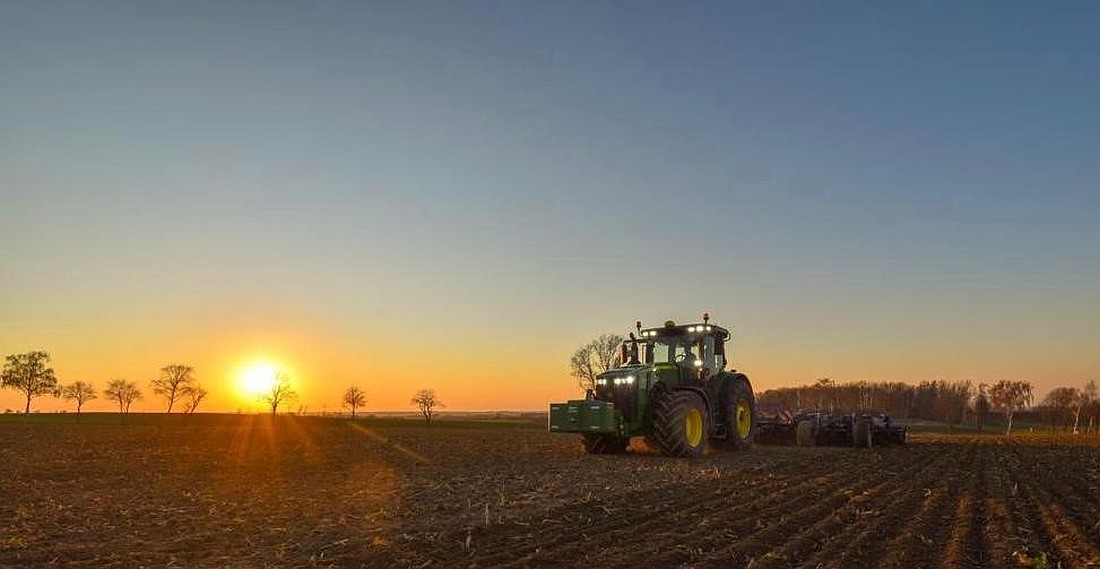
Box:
[104,379,142,414]
[182,384,208,414]
[411,389,444,425]
[259,372,296,415]
[1081,380,1098,434]
[61,381,98,416]
[810,378,838,412]
[569,334,624,392]
[988,380,1033,435]
[343,386,366,419]
[151,364,195,413]
[973,384,991,432]
[1042,387,1079,433]
[935,380,973,430]
[1,351,59,414]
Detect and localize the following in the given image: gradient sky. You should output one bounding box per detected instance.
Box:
[2,1,1098,412]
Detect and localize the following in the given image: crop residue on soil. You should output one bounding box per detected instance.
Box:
[2,415,1099,568]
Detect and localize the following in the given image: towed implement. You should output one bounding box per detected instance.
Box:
[756,411,907,448]
[549,315,757,457]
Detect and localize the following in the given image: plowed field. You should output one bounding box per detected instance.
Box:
[3,415,1099,568]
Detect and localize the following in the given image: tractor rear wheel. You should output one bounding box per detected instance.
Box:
[853,420,873,448]
[720,374,758,450]
[796,420,816,447]
[652,391,709,458]
[582,434,629,454]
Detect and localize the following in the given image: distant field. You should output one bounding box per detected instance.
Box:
[3,414,1099,567]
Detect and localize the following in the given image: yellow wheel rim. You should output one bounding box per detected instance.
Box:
[736,401,752,439]
[685,407,703,447]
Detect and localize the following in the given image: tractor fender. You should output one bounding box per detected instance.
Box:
[717,372,753,409]
[672,386,711,417]
[732,372,753,394]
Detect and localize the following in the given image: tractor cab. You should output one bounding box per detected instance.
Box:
[635,319,730,377]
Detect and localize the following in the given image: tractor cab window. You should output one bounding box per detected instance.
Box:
[701,336,717,372]
[650,337,701,365]
[676,341,700,365]
[651,338,678,364]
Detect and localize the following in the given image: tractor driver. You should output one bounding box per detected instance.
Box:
[677,344,697,366]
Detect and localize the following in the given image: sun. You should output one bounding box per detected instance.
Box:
[240,364,277,398]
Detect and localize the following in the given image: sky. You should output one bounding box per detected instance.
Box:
[2,1,1098,413]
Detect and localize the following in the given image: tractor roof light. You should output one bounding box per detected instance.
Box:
[703,312,710,324]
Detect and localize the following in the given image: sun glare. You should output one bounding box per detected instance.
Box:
[241,364,277,397]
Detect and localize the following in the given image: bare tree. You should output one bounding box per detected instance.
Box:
[151,364,195,413]
[989,380,1033,434]
[1,351,59,414]
[182,384,208,414]
[411,389,444,425]
[343,386,366,419]
[1081,380,1098,433]
[259,372,296,415]
[811,378,837,412]
[569,333,624,392]
[1042,387,1079,432]
[61,381,98,416]
[934,380,973,431]
[104,379,142,414]
[973,384,991,432]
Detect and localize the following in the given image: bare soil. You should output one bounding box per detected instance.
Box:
[2,415,1099,568]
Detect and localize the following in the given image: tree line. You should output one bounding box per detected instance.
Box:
[1,351,209,416]
[3,350,445,423]
[758,377,1099,434]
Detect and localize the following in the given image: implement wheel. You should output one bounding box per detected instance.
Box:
[720,374,758,450]
[652,391,709,458]
[853,420,873,449]
[582,434,629,455]
[796,420,816,447]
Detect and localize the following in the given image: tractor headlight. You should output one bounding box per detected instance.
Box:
[611,376,636,386]
[596,378,608,386]
[694,359,703,367]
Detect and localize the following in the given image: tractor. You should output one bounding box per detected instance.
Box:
[549,315,757,457]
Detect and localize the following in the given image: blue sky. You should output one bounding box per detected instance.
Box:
[2,2,1098,410]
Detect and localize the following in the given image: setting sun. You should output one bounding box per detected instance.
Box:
[240,364,277,398]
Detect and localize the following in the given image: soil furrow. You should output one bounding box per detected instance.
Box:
[753,443,959,569]
[480,454,847,567]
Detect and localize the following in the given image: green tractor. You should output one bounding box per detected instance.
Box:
[549,314,757,457]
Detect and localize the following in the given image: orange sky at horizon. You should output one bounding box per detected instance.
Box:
[2,310,1096,414]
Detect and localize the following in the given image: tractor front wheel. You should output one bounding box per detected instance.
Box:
[582,434,629,454]
[721,375,758,450]
[652,391,709,458]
